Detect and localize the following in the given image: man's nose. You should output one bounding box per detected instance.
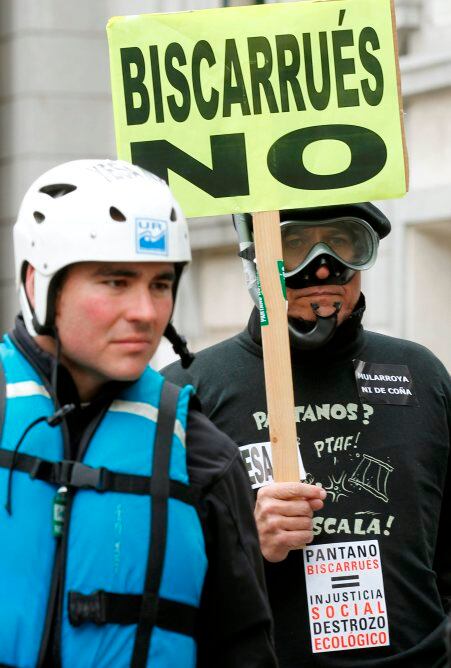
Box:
[315,263,330,280]
[126,289,157,322]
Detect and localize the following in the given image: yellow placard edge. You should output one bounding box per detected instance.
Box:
[106,20,128,162]
[106,16,126,30]
[390,0,409,193]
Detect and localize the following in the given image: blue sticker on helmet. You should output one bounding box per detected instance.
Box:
[136,218,168,255]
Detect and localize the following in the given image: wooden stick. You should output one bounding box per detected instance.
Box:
[253,210,301,482]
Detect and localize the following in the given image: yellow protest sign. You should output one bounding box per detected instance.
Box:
[107,0,407,218]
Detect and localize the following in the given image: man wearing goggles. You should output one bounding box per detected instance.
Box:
[282,216,377,282]
[279,210,380,346]
[164,202,450,668]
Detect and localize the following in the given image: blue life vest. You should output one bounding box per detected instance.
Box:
[0,335,207,668]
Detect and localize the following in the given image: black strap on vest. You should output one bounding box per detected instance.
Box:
[0,450,194,506]
[68,590,197,637]
[131,380,181,667]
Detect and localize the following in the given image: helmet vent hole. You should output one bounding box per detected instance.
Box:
[170,208,177,222]
[39,183,77,198]
[33,211,45,224]
[110,206,126,222]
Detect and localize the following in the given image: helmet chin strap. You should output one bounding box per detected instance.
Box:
[163,266,195,368]
[164,322,195,368]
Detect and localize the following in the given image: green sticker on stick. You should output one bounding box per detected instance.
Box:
[278,260,287,300]
[256,271,268,326]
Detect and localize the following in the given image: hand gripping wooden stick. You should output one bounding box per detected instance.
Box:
[252,210,302,482]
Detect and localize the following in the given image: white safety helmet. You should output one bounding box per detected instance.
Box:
[14,159,191,336]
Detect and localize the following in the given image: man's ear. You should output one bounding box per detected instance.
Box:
[25,264,36,308]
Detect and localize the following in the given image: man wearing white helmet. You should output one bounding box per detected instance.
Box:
[163,204,451,667]
[0,160,277,668]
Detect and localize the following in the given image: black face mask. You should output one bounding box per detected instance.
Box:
[284,253,356,289]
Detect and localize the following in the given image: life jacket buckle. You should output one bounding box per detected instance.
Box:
[57,460,107,491]
[69,461,107,491]
[68,590,107,627]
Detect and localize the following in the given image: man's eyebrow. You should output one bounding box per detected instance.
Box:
[324,225,350,234]
[92,267,176,281]
[154,271,176,281]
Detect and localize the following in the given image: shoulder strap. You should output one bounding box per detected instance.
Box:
[131,380,181,667]
[0,358,6,445]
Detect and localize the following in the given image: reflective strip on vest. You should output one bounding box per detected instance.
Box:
[110,400,186,447]
[6,380,50,399]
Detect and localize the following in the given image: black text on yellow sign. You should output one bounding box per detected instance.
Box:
[108,0,407,217]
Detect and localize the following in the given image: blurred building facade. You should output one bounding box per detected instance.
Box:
[1,0,450,368]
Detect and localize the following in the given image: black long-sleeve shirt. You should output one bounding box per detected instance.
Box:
[163,299,451,668]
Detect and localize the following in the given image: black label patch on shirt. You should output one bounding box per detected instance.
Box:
[353,360,418,406]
